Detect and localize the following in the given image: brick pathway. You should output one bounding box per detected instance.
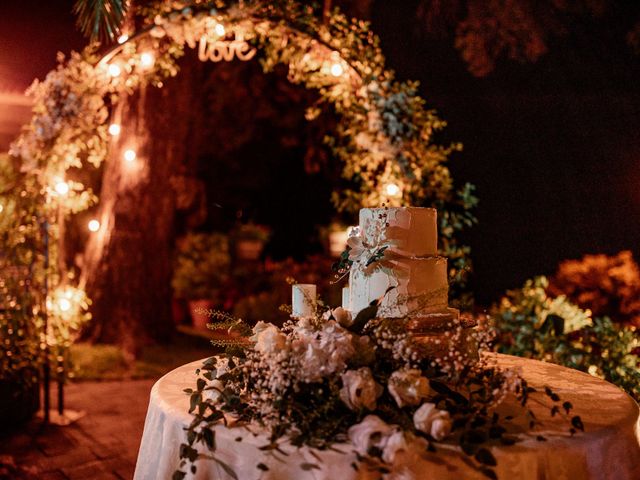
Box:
[0,379,156,479]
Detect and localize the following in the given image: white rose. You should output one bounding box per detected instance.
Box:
[252,323,286,355]
[339,367,383,411]
[413,403,452,441]
[348,415,395,456]
[381,430,409,464]
[332,307,353,328]
[388,369,432,408]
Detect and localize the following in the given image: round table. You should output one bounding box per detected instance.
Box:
[134,354,640,480]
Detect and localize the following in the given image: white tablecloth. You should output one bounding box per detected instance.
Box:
[134,354,640,480]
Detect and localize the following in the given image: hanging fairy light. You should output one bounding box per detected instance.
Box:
[214,22,226,36]
[58,297,72,312]
[117,34,129,44]
[87,219,100,232]
[107,64,122,77]
[0,203,3,213]
[123,149,137,163]
[54,180,70,195]
[330,62,344,77]
[385,183,401,197]
[140,52,155,68]
[108,123,121,136]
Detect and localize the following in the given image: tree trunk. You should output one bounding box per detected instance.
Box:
[81,59,204,356]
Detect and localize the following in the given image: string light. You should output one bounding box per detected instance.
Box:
[54,181,70,195]
[385,183,400,197]
[140,52,155,68]
[108,123,121,136]
[0,203,3,213]
[214,23,226,36]
[58,298,72,312]
[330,63,344,77]
[107,64,122,77]
[123,149,137,163]
[88,219,100,232]
[117,34,129,44]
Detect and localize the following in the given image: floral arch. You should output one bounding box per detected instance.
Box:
[6,1,476,348]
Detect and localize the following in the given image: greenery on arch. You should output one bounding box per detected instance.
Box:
[9,0,477,312]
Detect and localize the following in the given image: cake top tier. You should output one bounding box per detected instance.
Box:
[359,207,437,257]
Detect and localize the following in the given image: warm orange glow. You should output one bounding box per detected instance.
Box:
[108,123,121,136]
[117,34,129,44]
[58,298,72,312]
[214,23,226,36]
[55,181,70,195]
[107,64,122,77]
[140,52,155,68]
[123,149,137,163]
[330,63,344,77]
[88,219,100,232]
[385,183,400,197]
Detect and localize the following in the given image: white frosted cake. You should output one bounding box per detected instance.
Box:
[348,207,449,317]
[346,206,477,359]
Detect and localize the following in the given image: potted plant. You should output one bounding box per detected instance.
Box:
[172,232,231,329]
[233,224,270,261]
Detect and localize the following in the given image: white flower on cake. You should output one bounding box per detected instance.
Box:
[339,367,383,411]
[413,403,452,441]
[323,306,353,328]
[204,379,225,403]
[387,369,432,408]
[251,321,286,355]
[381,430,413,464]
[348,415,396,456]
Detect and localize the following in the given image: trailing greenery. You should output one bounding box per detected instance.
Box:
[491,276,640,401]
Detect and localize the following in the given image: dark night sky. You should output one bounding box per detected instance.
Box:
[1,0,639,304]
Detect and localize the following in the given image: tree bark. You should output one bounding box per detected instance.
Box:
[81,59,204,356]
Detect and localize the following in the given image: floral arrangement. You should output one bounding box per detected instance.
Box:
[548,251,640,327]
[175,293,582,480]
[492,276,640,401]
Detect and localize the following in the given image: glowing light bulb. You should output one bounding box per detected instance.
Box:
[107,64,122,77]
[214,23,226,36]
[59,298,71,312]
[140,52,155,68]
[385,183,400,197]
[0,203,3,213]
[108,123,121,136]
[88,219,100,232]
[117,34,129,44]
[330,63,344,77]
[123,149,137,163]
[55,181,70,195]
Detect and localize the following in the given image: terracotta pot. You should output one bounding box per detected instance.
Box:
[236,239,264,260]
[188,299,214,330]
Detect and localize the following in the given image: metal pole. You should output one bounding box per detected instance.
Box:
[42,219,50,424]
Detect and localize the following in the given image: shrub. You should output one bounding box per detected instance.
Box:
[492,276,640,401]
[549,251,640,327]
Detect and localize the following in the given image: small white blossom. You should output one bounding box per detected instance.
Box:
[348,415,396,456]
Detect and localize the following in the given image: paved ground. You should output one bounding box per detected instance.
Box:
[0,379,156,479]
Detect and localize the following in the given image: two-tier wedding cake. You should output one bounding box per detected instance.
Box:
[346,206,477,360]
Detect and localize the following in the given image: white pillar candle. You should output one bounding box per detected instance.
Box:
[292,284,317,318]
[342,286,350,310]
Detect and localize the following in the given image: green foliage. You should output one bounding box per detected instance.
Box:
[172,232,231,300]
[492,276,640,401]
[0,154,44,386]
[73,0,127,42]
